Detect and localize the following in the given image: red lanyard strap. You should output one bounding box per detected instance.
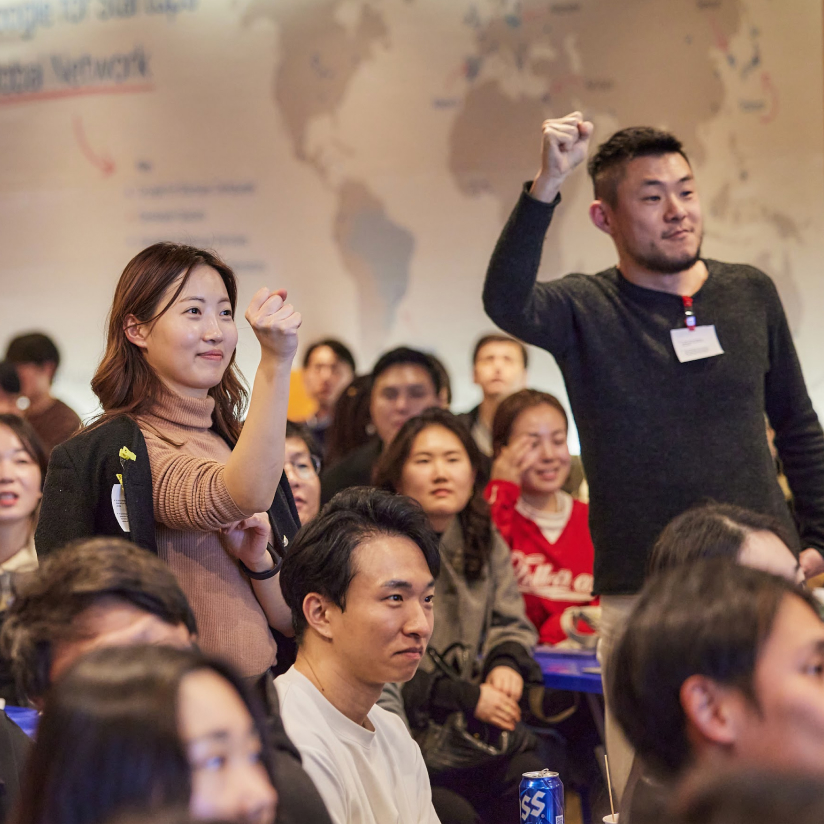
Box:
[682,295,697,330]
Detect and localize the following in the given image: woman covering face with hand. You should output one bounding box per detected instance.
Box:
[14,644,278,824]
[487,389,597,646]
[374,408,572,824]
[36,243,302,679]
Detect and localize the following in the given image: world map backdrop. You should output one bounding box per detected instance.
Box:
[1,0,823,449]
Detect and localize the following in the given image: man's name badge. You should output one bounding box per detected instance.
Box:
[670,325,724,363]
[111,484,130,532]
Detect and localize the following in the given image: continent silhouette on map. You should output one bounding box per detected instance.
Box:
[334,180,415,355]
[449,0,742,215]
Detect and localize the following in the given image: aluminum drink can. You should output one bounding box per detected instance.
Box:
[519,769,564,824]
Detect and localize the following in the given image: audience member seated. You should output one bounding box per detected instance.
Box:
[272,422,323,676]
[35,243,300,680]
[458,334,528,459]
[320,347,445,503]
[0,364,20,415]
[284,422,322,526]
[486,390,597,646]
[14,644,278,824]
[669,768,824,824]
[324,374,372,467]
[301,339,356,455]
[375,409,578,824]
[4,333,81,456]
[0,536,332,824]
[0,415,47,703]
[276,487,441,824]
[609,560,824,819]
[648,501,803,582]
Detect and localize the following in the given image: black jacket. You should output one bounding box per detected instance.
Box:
[36,415,300,557]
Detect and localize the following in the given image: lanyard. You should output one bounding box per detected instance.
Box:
[682,296,697,331]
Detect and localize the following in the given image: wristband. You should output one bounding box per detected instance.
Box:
[239,542,283,580]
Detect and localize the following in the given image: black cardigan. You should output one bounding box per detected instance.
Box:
[36,415,300,557]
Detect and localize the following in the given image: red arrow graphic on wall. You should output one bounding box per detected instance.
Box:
[72,115,115,176]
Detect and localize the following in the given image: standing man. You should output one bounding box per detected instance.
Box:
[483,112,824,796]
[301,339,356,455]
[5,333,81,456]
[458,334,528,458]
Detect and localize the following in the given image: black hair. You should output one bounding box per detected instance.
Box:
[5,333,60,369]
[427,352,452,405]
[587,126,689,206]
[324,375,373,466]
[302,338,356,373]
[13,644,274,824]
[371,347,442,397]
[648,502,799,575]
[374,408,492,580]
[280,487,440,643]
[285,420,322,471]
[608,560,819,778]
[1,537,198,700]
[672,768,824,824]
[472,334,529,369]
[0,361,20,395]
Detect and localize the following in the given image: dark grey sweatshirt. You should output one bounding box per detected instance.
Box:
[484,188,824,594]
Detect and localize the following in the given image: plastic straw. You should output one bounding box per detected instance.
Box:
[605,752,616,820]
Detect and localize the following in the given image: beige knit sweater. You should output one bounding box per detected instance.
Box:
[138,390,278,677]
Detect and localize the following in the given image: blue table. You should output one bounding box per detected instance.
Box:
[534,646,603,694]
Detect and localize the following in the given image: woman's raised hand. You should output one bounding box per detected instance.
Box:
[245,288,302,362]
[491,433,539,485]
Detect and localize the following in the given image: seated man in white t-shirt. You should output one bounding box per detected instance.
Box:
[276,487,442,824]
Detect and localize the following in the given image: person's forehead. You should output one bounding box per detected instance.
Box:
[620,152,693,187]
[349,533,430,584]
[285,437,310,456]
[758,594,824,668]
[513,403,566,431]
[373,363,435,392]
[410,424,465,453]
[476,341,522,362]
[307,345,342,367]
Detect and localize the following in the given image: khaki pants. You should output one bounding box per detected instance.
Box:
[597,594,639,806]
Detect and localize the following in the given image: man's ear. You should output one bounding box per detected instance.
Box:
[589,200,613,235]
[123,314,149,350]
[302,593,334,642]
[680,674,743,749]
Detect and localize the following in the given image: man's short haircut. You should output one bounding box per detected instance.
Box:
[609,559,819,778]
[280,487,440,643]
[1,537,197,699]
[0,361,20,395]
[302,338,356,373]
[472,334,529,369]
[491,388,568,458]
[672,768,824,824]
[648,502,799,575]
[587,126,689,207]
[5,332,61,369]
[371,347,443,397]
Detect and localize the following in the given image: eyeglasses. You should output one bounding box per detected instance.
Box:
[285,456,321,480]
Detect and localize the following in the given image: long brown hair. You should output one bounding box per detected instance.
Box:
[91,243,248,443]
[374,408,492,581]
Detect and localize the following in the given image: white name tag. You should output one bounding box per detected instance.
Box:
[670,325,724,363]
[111,484,130,532]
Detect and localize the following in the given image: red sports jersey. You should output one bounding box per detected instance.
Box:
[486,479,598,645]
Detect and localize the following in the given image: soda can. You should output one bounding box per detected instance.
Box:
[519,769,564,824]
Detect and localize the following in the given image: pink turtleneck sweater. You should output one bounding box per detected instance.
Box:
[138,390,278,677]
